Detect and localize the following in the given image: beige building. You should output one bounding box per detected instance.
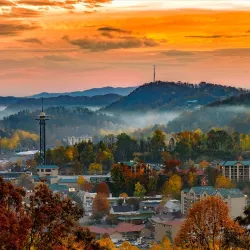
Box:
[153,219,185,242]
[219,161,250,182]
[36,165,59,182]
[181,186,247,219]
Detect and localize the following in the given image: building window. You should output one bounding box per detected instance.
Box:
[37,169,39,172]
[41,169,44,172]
[45,169,51,172]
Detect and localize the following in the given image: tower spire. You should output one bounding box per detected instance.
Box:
[36,98,49,165]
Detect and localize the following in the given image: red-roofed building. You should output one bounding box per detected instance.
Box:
[88,223,145,241]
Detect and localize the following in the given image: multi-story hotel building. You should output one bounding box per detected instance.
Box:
[181,186,247,219]
[219,161,250,182]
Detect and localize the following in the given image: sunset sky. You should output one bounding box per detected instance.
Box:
[1,0,250,96]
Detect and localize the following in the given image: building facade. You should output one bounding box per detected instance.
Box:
[219,161,250,182]
[67,136,92,146]
[154,219,185,242]
[37,165,59,178]
[181,186,247,219]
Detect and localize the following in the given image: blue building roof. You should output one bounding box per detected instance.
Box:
[188,186,244,198]
[49,184,68,192]
[220,161,250,167]
[191,186,215,195]
[58,178,78,183]
[37,165,59,169]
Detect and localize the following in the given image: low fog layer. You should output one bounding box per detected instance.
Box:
[166,105,250,133]
[121,111,181,129]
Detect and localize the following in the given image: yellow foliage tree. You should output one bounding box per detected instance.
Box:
[0,130,38,150]
[77,176,85,187]
[65,147,74,162]
[118,241,139,250]
[163,174,182,199]
[215,175,235,189]
[161,236,173,249]
[187,172,197,187]
[88,163,102,175]
[97,237,116,250]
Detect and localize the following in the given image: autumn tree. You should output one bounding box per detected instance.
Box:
[175,196,244,249]
[119,192,128,198]
[92,193,110,219]
[97,237,116,250]
[134,182,146,198]
[0,177,103,250]
[26,183,84,250]
[83,181,94,192]
[150,236,173,250]
[88,163,102,175]
[96,182,110,197]
[77,176,85,190]
[162,174,182,199]
[164,159,181,175]
[187,171,197,187]
[223,205,250,249]
[0,177,31,249]
[119,241,139,250]
[214,175,235,189]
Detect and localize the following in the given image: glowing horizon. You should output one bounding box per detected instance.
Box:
[1,0,250,96]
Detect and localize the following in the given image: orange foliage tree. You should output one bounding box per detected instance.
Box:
[118,241,139,250]
[92,193,110,219]
[175,196,244,249]
[96,182,110,197]
[97,237,116,250]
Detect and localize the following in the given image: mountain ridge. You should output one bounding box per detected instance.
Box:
[29,86,137,98]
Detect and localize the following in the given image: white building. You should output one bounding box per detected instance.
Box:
[67,136,92,146]
[181,186,247,219]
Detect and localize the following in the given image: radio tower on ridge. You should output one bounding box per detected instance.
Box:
[154,65,156,82]
[36,98,50,165]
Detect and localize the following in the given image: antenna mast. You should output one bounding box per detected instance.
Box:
[154,65,156,82]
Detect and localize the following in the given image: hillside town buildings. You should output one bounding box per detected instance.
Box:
[67,136,92,146]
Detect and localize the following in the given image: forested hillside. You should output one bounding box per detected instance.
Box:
[4,94,121,112]
[0,107,124,146]
[167,93,250,133]
[103,81,248,113]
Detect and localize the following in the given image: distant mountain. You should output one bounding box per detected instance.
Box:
[102,81,248,113]
[4,94,122,113]
[30,86,137,98]
[166,92,250,133]
[0,97,22,106]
